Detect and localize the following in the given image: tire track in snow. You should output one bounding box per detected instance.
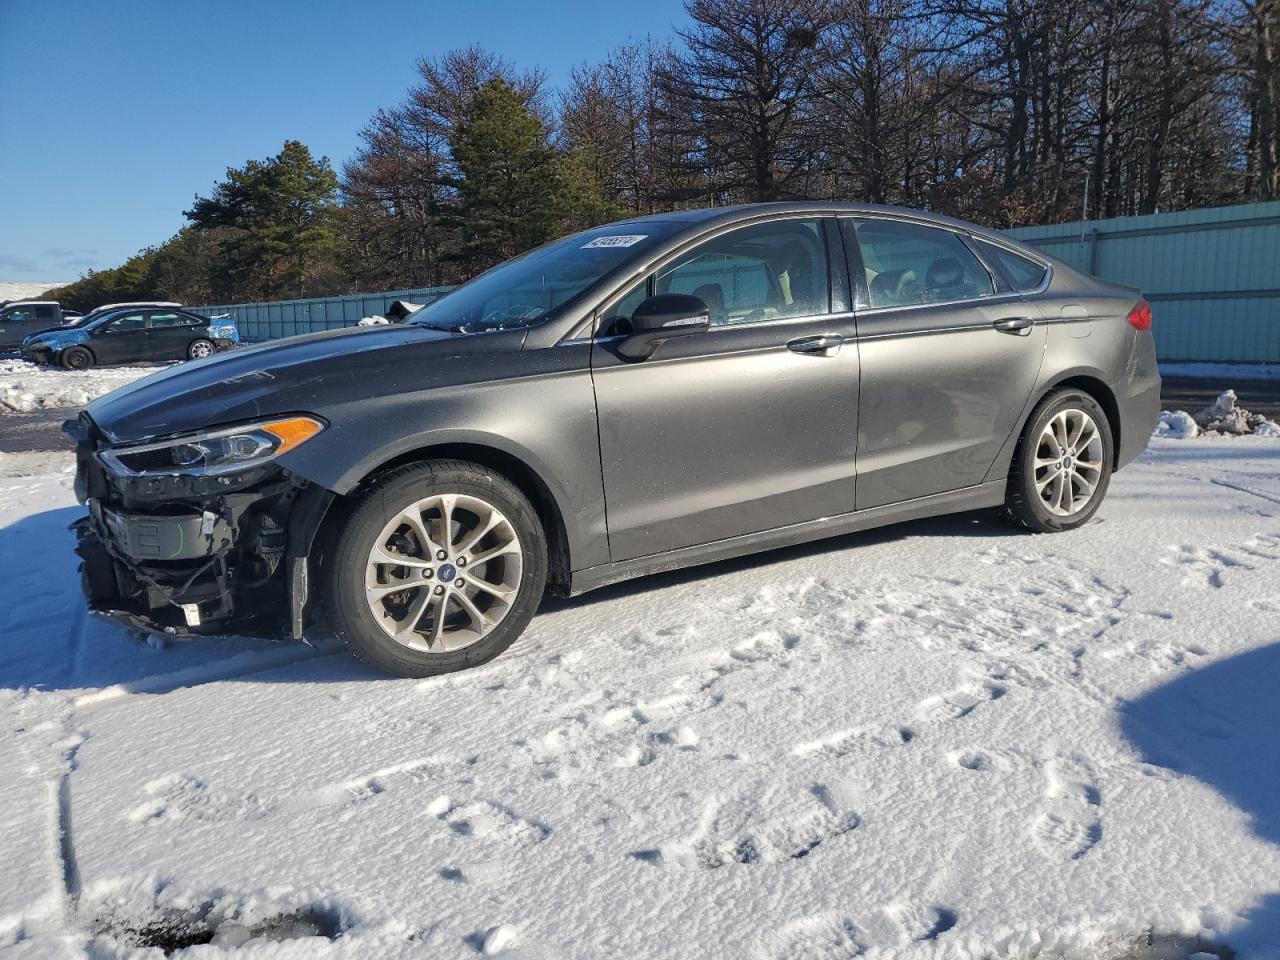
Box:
[55,741,82,914]
[1209,476,1280,507]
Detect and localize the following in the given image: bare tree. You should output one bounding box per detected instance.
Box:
[657,0,834,201]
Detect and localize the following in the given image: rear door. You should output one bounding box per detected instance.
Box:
[145,311,198,359]
[590,216,860,562]
[844,217,1047,509]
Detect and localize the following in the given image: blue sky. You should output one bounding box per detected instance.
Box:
[0,0,690,282]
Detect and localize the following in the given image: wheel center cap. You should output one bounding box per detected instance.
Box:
[1063,456,1074,469]
[437,563,458,584]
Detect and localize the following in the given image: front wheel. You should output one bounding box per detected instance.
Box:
[188,338,215,360]
[325,460,548,678]
[1004,389,1113,533]
[62,346,94,371]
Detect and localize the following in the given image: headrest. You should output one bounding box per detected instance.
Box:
[927,257,964,289]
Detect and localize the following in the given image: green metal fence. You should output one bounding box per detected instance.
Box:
[193,203,1280,363]
[194,286,453,341]
[1008,202,1280,363]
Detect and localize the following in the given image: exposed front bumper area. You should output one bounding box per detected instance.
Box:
[75,503,255,635]
[68,415,334,640]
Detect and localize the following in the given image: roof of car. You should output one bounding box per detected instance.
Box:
[92,301,183,310]
[610,201,1051,262]
[620,200,1019,235]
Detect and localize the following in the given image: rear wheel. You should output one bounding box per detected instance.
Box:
[62,346,93,371]
[1004,389,1113,533]
[325,460,547,677]
[188,339,215,360]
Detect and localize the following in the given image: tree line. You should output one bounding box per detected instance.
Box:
[48,0,1280,309]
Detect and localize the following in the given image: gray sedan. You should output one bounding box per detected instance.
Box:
[71,202,1161,677]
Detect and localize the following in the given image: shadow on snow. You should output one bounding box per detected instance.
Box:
[1123,642,1280,955]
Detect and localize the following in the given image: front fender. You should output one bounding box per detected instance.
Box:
[275,348,608,570]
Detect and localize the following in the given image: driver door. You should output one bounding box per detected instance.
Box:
[0,306,45,349]
[92,312,149,364]
[590,217,860,563]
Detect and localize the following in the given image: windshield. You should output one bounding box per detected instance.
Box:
[410,223,676,333]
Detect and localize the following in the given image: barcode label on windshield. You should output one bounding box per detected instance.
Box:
[582,235,647,249]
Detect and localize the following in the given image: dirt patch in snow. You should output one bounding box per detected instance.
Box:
[88,901,344,954]
[1155,389,1280,439]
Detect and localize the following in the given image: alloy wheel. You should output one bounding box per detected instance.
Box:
[190,341,213,359]
[363,493,523,653]
[1033,408,1105,517]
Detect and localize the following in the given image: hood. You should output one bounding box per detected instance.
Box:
[25,326,89,348]
[86,323,528,444]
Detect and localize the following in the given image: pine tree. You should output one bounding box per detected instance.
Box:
[186,140,340,299]
[447,79,564,265]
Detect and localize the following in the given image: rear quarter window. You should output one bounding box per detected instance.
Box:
[973,239,1049,292]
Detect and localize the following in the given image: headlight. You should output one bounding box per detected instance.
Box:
[97,415,325,477]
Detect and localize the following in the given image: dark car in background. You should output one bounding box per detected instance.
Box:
[22,305,239,368]
[0,301,83,349]
[68,202,1161,678]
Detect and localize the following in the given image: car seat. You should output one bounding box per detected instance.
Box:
[691,283,727,326]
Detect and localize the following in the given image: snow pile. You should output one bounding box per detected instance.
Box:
[356,316,391,326]
[1154,389,1280,440]
[3,441,1280,958]
[1154,409,1199,439]
[0,359,168,414]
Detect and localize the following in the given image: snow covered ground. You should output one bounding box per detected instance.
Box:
[2,438,1279,959]
[1,360,170,414]
[0,282,68,302]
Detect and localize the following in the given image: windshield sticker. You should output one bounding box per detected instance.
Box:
[582,234,648,249]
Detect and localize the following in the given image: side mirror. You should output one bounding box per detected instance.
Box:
[617,293,710,360]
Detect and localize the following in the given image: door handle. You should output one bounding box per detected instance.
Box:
[992,316,1035,335]
[787,334,844,355]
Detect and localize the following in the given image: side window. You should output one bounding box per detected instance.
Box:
[4,308,34,323]
[848,219,995,308]
[148,312,187,327]
[972,238,1049,292]
[655,219,829,325]
[35,305,57,320]
[108,313,147,332]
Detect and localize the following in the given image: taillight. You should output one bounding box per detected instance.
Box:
[1127,298,1152,331]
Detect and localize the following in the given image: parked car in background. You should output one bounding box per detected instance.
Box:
[22,305,238,368]
[68,202,1161,679]
[0,301,83,349]
[18,301,183,344]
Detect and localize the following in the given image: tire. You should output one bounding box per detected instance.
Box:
[325,459,548,678]
[62,346,94,371]
[1003,388,1114,533]
[188,339,215,360]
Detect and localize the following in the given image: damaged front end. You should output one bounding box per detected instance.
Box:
[67,413,335,641]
